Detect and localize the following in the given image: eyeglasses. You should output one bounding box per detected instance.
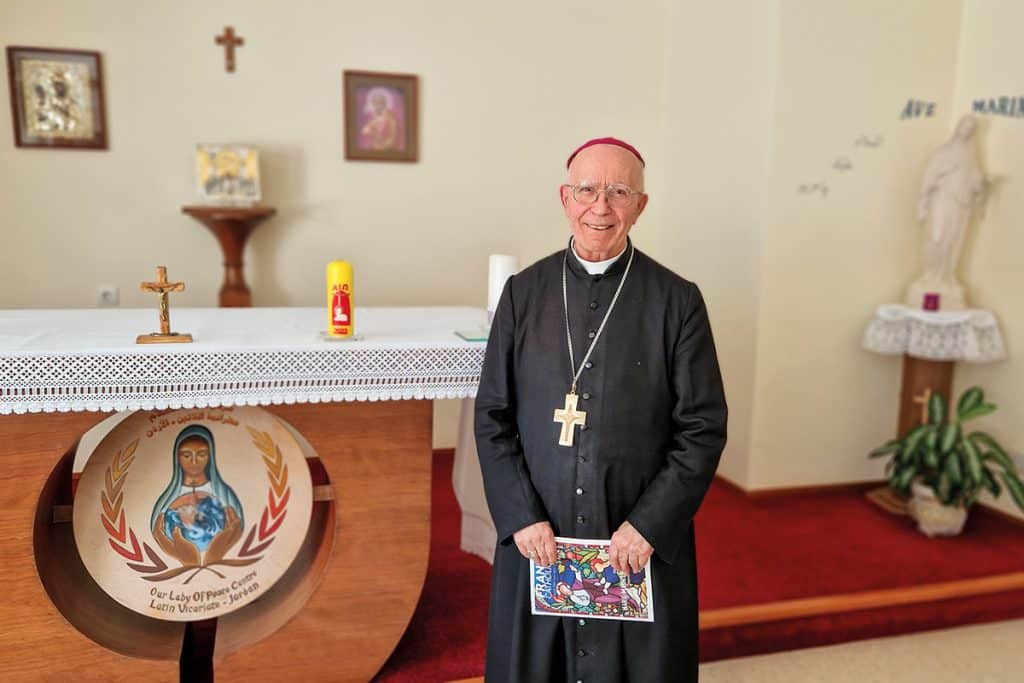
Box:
[565,183,643,208]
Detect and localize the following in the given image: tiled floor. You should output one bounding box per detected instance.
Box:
[450,618,1022,683]
[701,618,1022,682]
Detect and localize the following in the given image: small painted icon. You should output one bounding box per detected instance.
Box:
[151,425,244,565]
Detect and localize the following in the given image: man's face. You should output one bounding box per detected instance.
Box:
[560,145,648,262]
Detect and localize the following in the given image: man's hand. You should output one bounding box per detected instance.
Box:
[609,521,653,574]
[513,521,556,566]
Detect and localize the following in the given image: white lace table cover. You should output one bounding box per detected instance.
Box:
[862,304,1005,362]
[0,307,487,414]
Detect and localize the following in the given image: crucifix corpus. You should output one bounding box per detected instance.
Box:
[137,266,193,344]
[215,26,244,73]
[553,393,587,447]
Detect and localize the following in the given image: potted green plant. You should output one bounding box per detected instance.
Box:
[869,386,1024,536]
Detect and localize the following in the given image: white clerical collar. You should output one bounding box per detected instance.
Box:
[571,241,627,275]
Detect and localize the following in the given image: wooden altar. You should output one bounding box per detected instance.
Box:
[0,307,486,682]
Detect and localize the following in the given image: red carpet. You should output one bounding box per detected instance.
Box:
[698,480,1024,606]
[372,453,491,683]
[696,479,1024,660]
[374,453,1024,681]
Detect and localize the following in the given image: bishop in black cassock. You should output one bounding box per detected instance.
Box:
[475,138,727,682]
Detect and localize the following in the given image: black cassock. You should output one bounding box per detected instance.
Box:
[475,241,727,683]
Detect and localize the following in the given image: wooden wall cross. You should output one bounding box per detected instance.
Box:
[897,356,954,439]
[912,387,933,425]
[215,26,244,73]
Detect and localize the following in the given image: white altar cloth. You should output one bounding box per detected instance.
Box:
[0,307,486,415]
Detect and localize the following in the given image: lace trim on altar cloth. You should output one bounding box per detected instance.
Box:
[862,304,1006,363]
[0,346,485,415]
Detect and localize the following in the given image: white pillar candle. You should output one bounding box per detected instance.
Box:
[487,254,519,323]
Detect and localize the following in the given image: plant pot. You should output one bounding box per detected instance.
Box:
[908,481,968,537]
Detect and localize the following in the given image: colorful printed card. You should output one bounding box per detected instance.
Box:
[530,537,655,622]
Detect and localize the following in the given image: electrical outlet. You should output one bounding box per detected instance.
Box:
[97,285,119,307]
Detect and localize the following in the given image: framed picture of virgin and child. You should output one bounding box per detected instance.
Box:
[343,70,418,162]
[6,46,108,149]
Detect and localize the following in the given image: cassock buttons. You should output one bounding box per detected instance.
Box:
[580,424,589,431]
[587,330,596,339]
[575,487,584,496]
[584,361,593,369]
[581,392,591,400]
[576,514,585,524]
[578,619,587,626]
[589,301,598,310]
[577,455,586,463]
[576,648,586,657]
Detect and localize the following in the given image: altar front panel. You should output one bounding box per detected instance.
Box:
[217,400,433,681]
[2,410,182,681]
[1,400,432,682]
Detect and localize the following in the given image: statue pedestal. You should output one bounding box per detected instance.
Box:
[182,205,277,307]
[897,356,954,438]
[862,304,1005,437]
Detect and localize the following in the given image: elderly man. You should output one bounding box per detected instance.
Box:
[475,137,727,682]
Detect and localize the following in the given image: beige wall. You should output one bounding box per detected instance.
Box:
[3,0,1022,511]
[660,0,779,485]
[747,0,965,488]
[0,0,667,310]
[737,0,1024,523]
[0,0,668,449]
[949,0,1024,519]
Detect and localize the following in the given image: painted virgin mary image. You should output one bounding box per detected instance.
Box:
[151,425,244,566]
[359,87,404,151]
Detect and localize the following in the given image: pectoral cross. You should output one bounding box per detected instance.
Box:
[215,26,244,73]
[553,393,587,447]
[137,266,193,344]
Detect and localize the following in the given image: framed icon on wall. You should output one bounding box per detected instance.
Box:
[6,46,108,150]
[343,70,418,162]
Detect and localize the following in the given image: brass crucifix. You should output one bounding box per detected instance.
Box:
[553,393,587,447]
[137,266,193,344]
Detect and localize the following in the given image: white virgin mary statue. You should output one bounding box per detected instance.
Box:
[906,114,988,310]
